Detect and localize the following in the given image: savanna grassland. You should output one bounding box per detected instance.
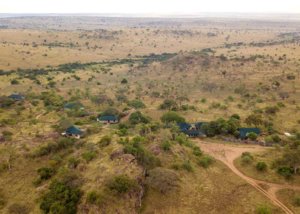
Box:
[0,16,300,214]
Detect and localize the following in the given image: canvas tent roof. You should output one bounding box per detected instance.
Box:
[98,115,118,121]
[239,128,261,139]
[65,126,83,135]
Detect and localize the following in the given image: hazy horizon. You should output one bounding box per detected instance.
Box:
[1,0,300,14]
[1,12,300,21]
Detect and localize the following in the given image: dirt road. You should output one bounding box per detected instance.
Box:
[196,141,300,214]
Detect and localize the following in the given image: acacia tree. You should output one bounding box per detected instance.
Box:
[280,147,300,174]
[245,114,263,127]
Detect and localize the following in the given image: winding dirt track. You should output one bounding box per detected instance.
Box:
[196,141,300,214]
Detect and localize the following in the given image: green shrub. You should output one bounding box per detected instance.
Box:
[0,190,6,209]
[256,204,271,214]
[146,167,179,194]
[277,166,293,179]
[40,91,64,108]
[202,117,239,137]
[121,78,128,84]
[265,134,281,144]
[40,180,81,214]
[124,143,160,169]
[193,146,202,157]
[247,132,258,141]
[230,114,240,120]
[82,151,97,163]
[86,190,105,206]
[2,130,13,141]
[86,191,98,204]
[256,162,267,171]
[159,99,178,110]
[161,111,185,124]
[128,99,146,109]
[98,135,112,147]
[129,111,150,125]
[241,152,253,165]
[294,195,300,207]
[37,167,55,180]
[68,157,80,169]
[108,175,137,194]
[171,163,181,170]
[161,141,171,151]
[34,138,75,157]
[175,134,189,145]
[11,79,20,85]
[198,156,214,168]
[242,152,253,159]
[182,161,193,172]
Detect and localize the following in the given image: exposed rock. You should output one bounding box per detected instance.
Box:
[0,135,5,142]
[110,149,124,160]
[119,154,135,163]
[149,144,161,155]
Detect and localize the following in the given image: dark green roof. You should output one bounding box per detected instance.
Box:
[195,122,207,130]
[98,115,118,121]
[66,126,83,135]
[8,93,24,101]
[183,130,205,137]
[178,122,191,131]
[239,128,261,139]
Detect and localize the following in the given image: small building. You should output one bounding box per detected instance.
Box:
[178,122,206,138]
[62,125,83,139]
[195,122,207,130]
[239,128,261,139]
[8,93,24,101]
[178,122,191,131]
[97,115,119,124]
[184,129,206,138]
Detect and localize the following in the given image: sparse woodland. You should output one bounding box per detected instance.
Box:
[0,16,299,213]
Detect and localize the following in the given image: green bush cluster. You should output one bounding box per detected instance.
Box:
[128,99,146,109]
[161,141,171,151]
[107,175,137,194]
[256,162,267,171]
[82,151,97,163]
[193,146,202,157]
[198,156,214,168]
[277,166,293,179]
[256,204,271,214]
[37,167,55,180]
[265,134,281,144]
[40,179,82,214]
[294,195,300,207]
[161,111,185,124]
[40,91,64,108]
[181,160,193,172]
[159,99,178,111]
[241,152,254,165]
[34,138,75,157]
[86,190,106,206]
[123,136,161,169]
[201,116,240,137]
[129,111,150,125]
[146,167,179,194]
[98,135,112,147]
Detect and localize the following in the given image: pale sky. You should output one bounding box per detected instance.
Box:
[0,0,300,14]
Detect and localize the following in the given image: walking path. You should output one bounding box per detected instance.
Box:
[196,141,300,214]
